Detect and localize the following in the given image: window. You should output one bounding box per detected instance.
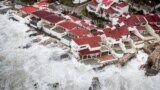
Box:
[80,46,86,48]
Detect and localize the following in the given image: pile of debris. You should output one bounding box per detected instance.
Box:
[141,42,160,76]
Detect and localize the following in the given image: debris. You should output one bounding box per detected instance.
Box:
[119,53,136,66]
[142,42,160,76]
[89,77,101,90]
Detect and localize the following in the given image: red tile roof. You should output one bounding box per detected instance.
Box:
[136,26,146,31]
[124,15,139,26]
[145,15,156,23]
[103,0,113,6]
[137,15,147,23]
[70,16,81,21]
[118,17,126,23]
[112,2,128,8]
[150,24,160,32]
[80,21,96,29]
[91,31,104,36]
[37,1,48,7]
[104,8,115,15]
[117,2,128,7]
[110,29,122,39]
[73,36,101,48]
[118,26,130,36]
[89,0,98,7]
[43,15,63,24]
[58,21,79,31]
[20,6,38,14]
[153,15,160,22]
[79,49,100,56]
[103,28,122,39]
[69,28,90,37]
[103,28,111,36]
[32,10,54,19]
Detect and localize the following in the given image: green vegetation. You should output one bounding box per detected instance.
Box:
[81,8,107,28]
[59,0,74,7]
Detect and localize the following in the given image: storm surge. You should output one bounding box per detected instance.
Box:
[0,15,160,90]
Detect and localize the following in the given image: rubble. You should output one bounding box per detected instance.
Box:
[119,53,136,66]
[142,42,160,76]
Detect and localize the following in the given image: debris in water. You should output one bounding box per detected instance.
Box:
[89,77,101,90]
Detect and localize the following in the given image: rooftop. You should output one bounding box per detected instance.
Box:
[36,1,48,7]
[79,49,100,56]
[58,21,79,31]
[104,7,115,15]
[102,0,113,6]
[73,36,101,48]
[69,28,90,37]
[88,0,98,7]
[150,24,160,32]
[20,6,38,14]
[43,15,63,24]
[32,10,54,19]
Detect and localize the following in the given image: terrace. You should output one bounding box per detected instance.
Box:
[122,40,132,49]
[62,34,75,41]
[43,22,54,29]
[141,31,152,37]
[97,53,117,63]
[112,44,123,54]
[130,32,142,42]
[52,27,65,33]
[30,17,41,26]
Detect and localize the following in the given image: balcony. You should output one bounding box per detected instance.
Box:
[123,41,132,49]
[112,44,123,54]
[52,27,65,33]
[62,34,75,41]
[43,24,53,29]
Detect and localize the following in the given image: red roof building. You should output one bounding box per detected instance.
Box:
[79,49,100,56]
[112,1,128,8]
[103,28,122,39]
[137,15,147,23]
[136,26,146,31]
[150,24,160,32]
[73,36,101,48]
[103,28,111,36]
[69,16,81,21]
[89,0,98,7]
[153,15,160,22]
[104,7,115,15]
[21,6,38,14]
[102,0,113,6]
[58,21,79,31]
[68,28,90,37]
[124,15,139,26]
[145,15,156,23]
[43,15,63,24]
[37,1,48,7]
[118,26,130,36]
[117,2,128,8]
[110,29,122,39]
[32,10,54,19]
[118,17,126,23]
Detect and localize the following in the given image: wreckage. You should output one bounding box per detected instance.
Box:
[141,42,160,76]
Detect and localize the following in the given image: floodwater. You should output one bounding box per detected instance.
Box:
[0,14,160,90]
